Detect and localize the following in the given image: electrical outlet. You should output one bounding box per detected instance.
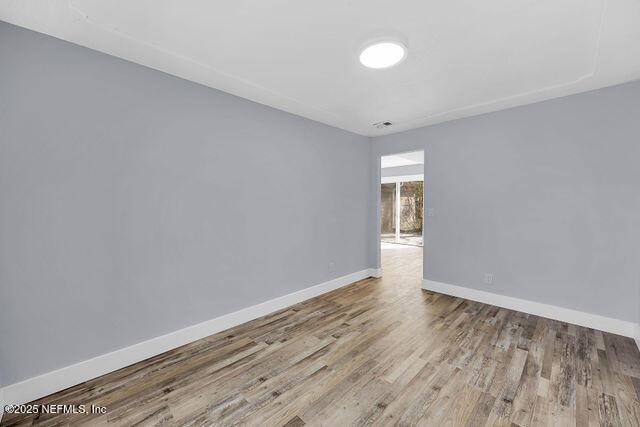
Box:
[427,208,435,217]
[484,273,494,285]
[328,262,335,273]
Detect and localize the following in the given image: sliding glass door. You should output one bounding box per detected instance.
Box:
[399,181,423,246]
[380,180,423,246]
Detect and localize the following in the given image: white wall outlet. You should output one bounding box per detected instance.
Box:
[328,262,335,273]
[484,273,494,285]
[427,208,435,217]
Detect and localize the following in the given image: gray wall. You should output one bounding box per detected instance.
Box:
[0,22,373,385]
[381,164,424,178]
[373,81,640,323]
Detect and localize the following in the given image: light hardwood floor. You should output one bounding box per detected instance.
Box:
[3,244,640,426]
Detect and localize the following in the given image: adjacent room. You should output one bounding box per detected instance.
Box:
[1,1,640,426]
[380,150,424,247]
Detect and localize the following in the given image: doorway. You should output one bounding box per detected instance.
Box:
[378,150,424,277]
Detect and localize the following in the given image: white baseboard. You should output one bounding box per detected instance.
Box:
[371,268,383,278]
[0,386,5,420]
[635,323,640,352]
[422,279,637,338]
[2,268,378,406]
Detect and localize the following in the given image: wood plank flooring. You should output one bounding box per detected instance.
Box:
[3,245,640,426]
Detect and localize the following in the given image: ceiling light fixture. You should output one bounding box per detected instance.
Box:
[359,41,407,69]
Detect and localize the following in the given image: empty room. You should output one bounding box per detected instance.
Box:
[1,1,639,426]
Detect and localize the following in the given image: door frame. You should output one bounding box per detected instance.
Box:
[375,151,426,277]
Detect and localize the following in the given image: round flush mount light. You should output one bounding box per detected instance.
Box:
[359,41,407,69]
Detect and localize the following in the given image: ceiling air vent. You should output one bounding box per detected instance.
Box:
[373,121,393,129]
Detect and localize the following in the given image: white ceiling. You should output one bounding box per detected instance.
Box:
[381,151,424,169]
[1,0,639,137]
